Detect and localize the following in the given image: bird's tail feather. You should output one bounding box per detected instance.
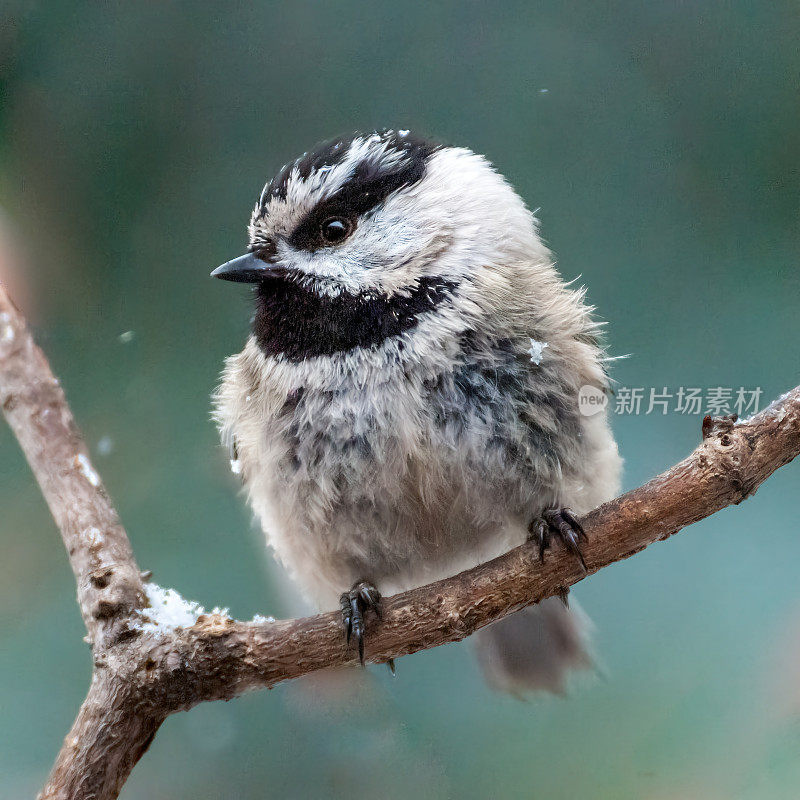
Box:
[473,596,592,695]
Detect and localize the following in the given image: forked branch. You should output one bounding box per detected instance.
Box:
[1,282,798,800]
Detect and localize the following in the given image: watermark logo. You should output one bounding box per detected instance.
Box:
[577,386,763,417]
[578,385,610,416]
[613,386,762,417]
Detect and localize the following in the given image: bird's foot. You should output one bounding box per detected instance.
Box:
[528,507,588,572]
[340,580,382,666]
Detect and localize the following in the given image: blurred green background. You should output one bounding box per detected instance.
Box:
[1,2,799,798]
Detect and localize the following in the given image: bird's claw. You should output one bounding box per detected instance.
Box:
[340,581,382,665]
[528,507,588,572]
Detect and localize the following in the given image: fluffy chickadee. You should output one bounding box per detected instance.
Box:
[213,130,621,693]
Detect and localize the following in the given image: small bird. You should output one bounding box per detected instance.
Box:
[213,130,622,693]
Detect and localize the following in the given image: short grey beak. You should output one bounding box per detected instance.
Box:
[211,253,279,283]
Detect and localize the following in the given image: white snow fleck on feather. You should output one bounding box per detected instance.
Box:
[527,338,549,365]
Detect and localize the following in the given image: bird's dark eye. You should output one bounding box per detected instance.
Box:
[319,216,352,245]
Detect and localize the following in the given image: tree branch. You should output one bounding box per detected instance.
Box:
[2,280,799,799]
[0,286,145,649]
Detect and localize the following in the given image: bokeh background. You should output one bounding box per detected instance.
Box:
[1,2,799,798]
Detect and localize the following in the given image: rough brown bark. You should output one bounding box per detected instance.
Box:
[1,281,799,799]
[39,673,165,800]
[0,289,145,649]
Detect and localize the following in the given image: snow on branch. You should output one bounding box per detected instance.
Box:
[1,280,799,800]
